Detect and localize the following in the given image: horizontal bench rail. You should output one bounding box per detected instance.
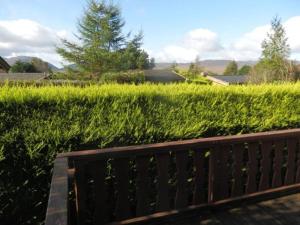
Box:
[46,128,300,225]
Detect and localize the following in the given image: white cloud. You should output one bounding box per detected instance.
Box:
[1,16,300,66]
[155,29,223,62]
[154,16,300,62]
[0,19,70,67]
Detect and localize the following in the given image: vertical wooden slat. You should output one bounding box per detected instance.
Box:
[272,140,285,188]
[209,145,230,202]
[285,139,297,185]
[208,147,219,203]
[114,158,131,221]
[156,153,170,212]
[296,139,300,183]
[175,151,189,209]
[136,156,150,217]
[74,161,87,225]
[89,161,107,225]
[45,157,69,225]
[193,150,205,205]
[246,142,259,194]
[259,141,272,191]
[219,145,230,199]
[231,143,244,197]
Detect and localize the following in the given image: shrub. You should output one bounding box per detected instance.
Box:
[51,70,145,84]
[1,83,300,224]
[100,70,145,84]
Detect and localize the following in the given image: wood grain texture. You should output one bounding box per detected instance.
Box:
[89,161,107,225]
[114,158,131,221]
[272,140,285,188]
[285,139,297,185]
[156,153,170,212]
[219,145,230,200]
[193,150,206,205]
[296,139,300,183]
[47,129,300,225]
[175,151,189,209]
[246,143,259,194]
[231,143,244,197]
[259,141,272,191]
[58,129,300,161]
[74,161,87,225]
[136,156,150,216]
[45,157,69,225]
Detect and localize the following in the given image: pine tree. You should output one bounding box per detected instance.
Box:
[262,16,290,61]
[57,0,125,76]
[250,16,293,83]
[223,61,238,75]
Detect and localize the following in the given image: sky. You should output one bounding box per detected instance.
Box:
[0,0,300,67]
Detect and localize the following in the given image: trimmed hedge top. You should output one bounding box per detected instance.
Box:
[1,83,300,224]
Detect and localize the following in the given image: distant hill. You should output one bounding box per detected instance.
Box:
[4,56,60,71]
[155,60,300,74]
[155,60,258,74]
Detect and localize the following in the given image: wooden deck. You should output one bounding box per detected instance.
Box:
[45,128,300,225]
[186,193,300,225]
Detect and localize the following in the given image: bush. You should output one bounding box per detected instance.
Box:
[51,70,145,84]
[100,70,145,84]
[1,83,300,224]
[176,69,212,85]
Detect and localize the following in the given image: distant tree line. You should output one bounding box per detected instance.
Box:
[10,58,52,73]
[223,61,252,75]
[57,0,155,78]
[223,16,300,83]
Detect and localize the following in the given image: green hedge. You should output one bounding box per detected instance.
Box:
[1,83,300,224]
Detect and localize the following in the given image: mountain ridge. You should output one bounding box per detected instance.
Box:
[4,56,60,71]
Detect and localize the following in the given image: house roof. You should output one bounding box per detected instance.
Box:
[207,75,248,85]
[0,57,10,71]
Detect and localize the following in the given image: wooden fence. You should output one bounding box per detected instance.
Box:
[45,129,300,225]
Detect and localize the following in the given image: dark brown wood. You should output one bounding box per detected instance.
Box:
[246,142,259,194]
[58,129,300,161]
[89,161,107,225]
[45,157,69,225]
[219,145,230,200]
[175,151,189,209]
[296,139,300,183]
[285,139,297,185]
[259,141,272,191]
[193,150,206,205]
[47,129,300,225]
[231,143,244,197]
[114,158,131,221]
[208,145,231,201]
[272,140,285,188]
[156,153,170,212]
[136,156,150,216]
[208,147,218,202]
[109,183,300,225]
[74,161,87,225]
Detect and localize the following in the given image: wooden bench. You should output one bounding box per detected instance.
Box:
[45,129,300,225]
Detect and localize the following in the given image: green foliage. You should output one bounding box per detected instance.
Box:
[2,83,300,224]
[9,60,37,73]
[250,16,293,83]
[51,70,145,83]
[238,65,251,75]
[57,0,152,77]
[223,61,238,75]
[262,16,290,61]
[177,68,212,85]
[31,57,52,73]
[100,71,145,83]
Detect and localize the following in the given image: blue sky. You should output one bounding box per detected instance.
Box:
[0,0,300,66]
